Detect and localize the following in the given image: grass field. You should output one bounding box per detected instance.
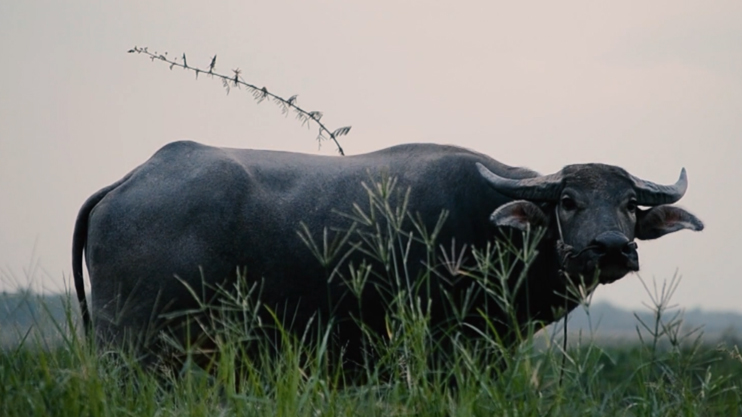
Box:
[2,183,738,416]
[2,290,742,417]
[3,268,742,417]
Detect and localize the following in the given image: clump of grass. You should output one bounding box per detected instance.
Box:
[1,178,740,416]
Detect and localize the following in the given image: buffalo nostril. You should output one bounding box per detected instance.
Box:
[622,241,638,255]
[591,231,631,256]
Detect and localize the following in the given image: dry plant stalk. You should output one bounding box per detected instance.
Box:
[128,46,350,155]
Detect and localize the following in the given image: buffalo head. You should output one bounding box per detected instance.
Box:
[476,162,704,284]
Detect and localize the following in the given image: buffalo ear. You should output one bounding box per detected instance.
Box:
[635,205,704,240]
[490,200,549,231]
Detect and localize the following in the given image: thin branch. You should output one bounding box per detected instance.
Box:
[128,46,349,155]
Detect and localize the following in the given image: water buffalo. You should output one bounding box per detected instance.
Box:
[72,141,703,364]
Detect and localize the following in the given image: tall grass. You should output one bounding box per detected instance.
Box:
[1,178,740,416]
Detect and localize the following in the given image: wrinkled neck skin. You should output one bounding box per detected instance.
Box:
[469,230,557,345]
[521,230,581,327]
[490,214,605,343]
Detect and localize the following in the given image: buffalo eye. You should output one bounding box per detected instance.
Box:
[561,196,577,212]
[626,199,637,213]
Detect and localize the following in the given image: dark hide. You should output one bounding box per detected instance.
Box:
[72,141,703,365]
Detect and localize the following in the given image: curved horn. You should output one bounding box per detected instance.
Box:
[631,168,688,206]
[476,162,563,201]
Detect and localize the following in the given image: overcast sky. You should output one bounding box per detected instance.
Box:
[1,1,740,314]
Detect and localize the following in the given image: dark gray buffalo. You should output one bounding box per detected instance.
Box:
[73,141,703,363]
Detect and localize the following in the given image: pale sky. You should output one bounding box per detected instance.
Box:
[1,1,740,313]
